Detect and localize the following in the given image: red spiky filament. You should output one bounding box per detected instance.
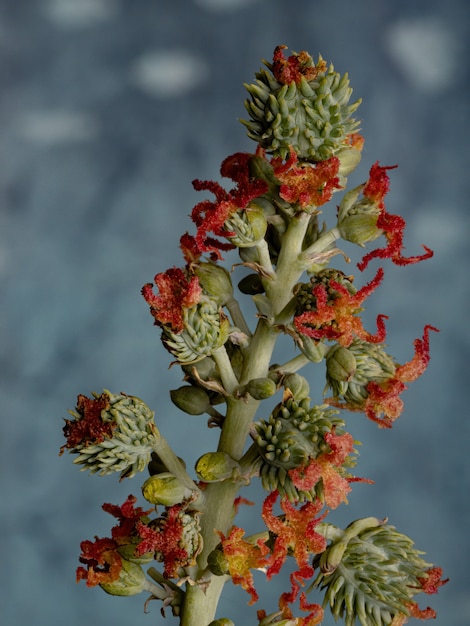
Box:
[358,162,433,271]
[141,267,202,333]
[60,392,113,453]
[272,45,327,85]
[294,268,387,347]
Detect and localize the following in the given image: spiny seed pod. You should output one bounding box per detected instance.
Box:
[170,385,212,415]
[142,473,192,507]
[162,299,230,364]
[326,340,396,406]
[61,391,157,480]
[312,519,438,626]
[100,558,147,597]
[252,397,347,501]
[242,47,361,161]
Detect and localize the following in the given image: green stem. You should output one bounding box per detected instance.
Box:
[226,295,252,338]
[151,426,199,492]
[212,345,240,394]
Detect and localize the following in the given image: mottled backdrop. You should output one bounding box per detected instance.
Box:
[1,1,469,625]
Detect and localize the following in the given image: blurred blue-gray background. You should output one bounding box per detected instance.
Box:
[1,1,469,625]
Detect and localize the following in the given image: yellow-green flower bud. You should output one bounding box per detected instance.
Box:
[337,183,382,245]
[142,472,192,506]
[282,373,310,401]
[100,558,147,597]
[245,377,277,400]
[207,544,230,576]
[195,451,240,483]
[170,385,211,415]
[194,262,234,306]
[207,620,235,626]
[326,345,357,383]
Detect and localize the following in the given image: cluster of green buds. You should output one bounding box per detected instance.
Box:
[251,394,353,502]
[60,390,157,479]
[325,339,397,407]
[242,44,361,163]
[311,517,445,626]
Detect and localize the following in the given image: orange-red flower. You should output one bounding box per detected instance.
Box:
[288,429,363,509]
[141,267,202,333]
[76,536,122,587]
[103,494,152,545]
[191,152,268,259]
[358,162,433,271]
[262,491,327,580]
[294,268,387,347]
[271,147,341,209]
[218,526,270,604]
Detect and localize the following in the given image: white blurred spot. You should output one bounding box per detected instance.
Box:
[18,111,99,143]
[194,0,258,11]
[130,50,209,98]
[385,18,460,93]
[411,206,464,251]
[45,0,119,27]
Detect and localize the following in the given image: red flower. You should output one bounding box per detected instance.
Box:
[102,495,152,545]
[218,526,270,604]
[271,148,341,209]
[288,429,365,509]
[358,162,433,271]
[135,503,190,578]
[141,267,202,333]
[191,152,268,259]
[262,491,327,580]
[272,45,326,85]
[76,536,122,587]
[294,268,387,347]
[60,392,113,453]
[416,566,449,595]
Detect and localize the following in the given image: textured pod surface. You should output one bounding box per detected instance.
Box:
[63,390,157,479]
[242,48,361,160]
[252,396,349,501]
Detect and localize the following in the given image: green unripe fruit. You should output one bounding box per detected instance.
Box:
[170,385,211,415]
[142,472,191,506]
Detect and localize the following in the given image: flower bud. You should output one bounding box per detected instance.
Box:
[142,473,192,507]
[225,207,268,247]
[99,558,147,597]
[194,262,234,306]
[207,620,235,626]
[195,451,240,483]
[282,372,310,401]
[337,184,382,245]
[244,377,277,400]
[116,543,154,564]
[326,345,357,383]
[170,385,211,415]
[207,545,230,576]
[325,339,396,407]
